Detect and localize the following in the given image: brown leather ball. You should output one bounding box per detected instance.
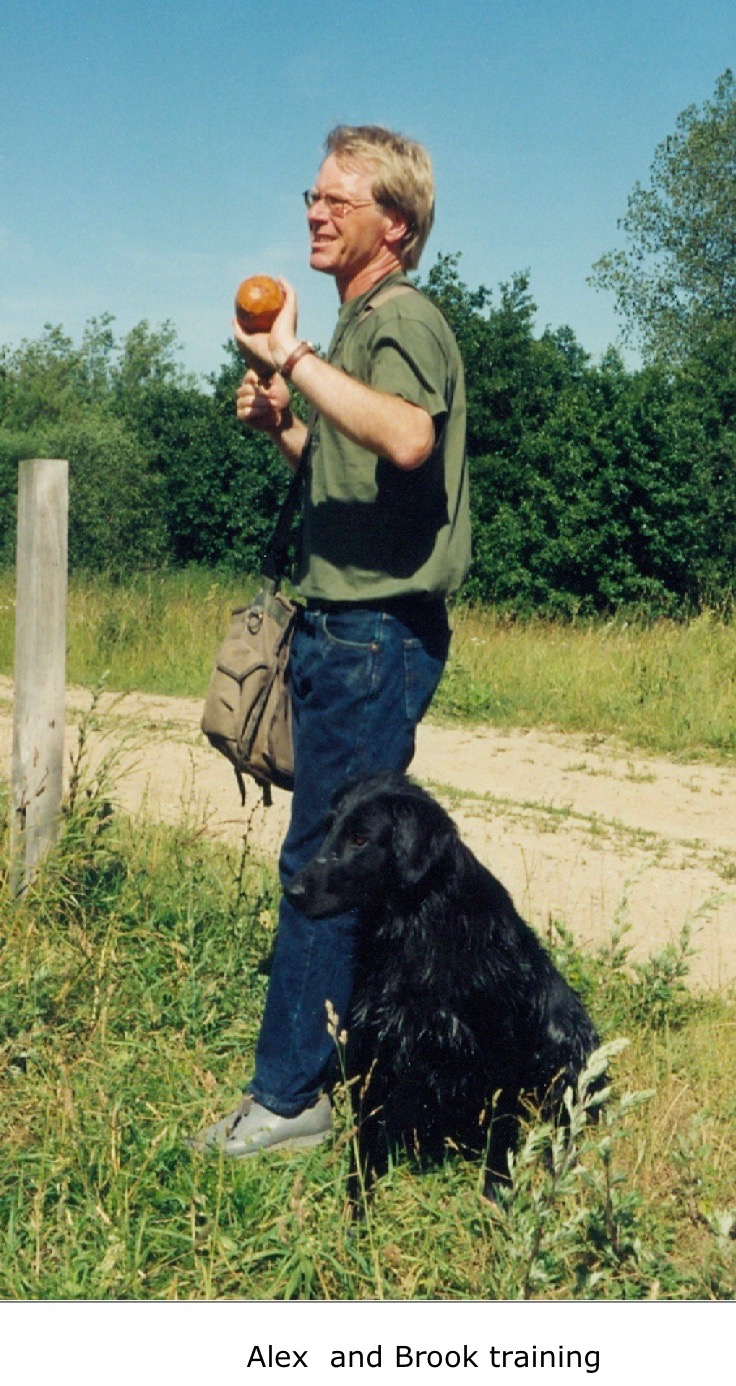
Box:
[234,275,285,333]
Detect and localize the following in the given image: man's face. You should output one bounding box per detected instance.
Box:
[307,153,400,286]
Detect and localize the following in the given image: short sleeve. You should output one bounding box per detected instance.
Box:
[367,316,451,421]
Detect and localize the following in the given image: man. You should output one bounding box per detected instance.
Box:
[195,125,470,1155]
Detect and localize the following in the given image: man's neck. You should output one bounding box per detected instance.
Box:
[336,249,404,304]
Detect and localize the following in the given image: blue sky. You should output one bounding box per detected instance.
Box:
[1,0,734,381]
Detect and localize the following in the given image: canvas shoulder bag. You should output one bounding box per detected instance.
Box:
[200,445,306,806]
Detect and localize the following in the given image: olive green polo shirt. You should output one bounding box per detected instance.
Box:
[295,273,471,603]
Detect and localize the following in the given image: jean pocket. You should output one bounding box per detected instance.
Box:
[322,611,382,650]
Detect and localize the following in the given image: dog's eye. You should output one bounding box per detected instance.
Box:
[351,834,367,848]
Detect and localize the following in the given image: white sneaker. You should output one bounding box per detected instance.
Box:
[191,1093,332,1157]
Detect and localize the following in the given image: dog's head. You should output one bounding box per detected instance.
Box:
[285,772,458,919]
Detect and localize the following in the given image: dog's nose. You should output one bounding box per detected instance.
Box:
[285,878,306,902]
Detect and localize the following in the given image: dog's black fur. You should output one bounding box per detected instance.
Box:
[286,772,600,1204]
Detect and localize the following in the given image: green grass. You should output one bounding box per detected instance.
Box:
[434,604,736,759]
[0,747,734,1301]
[0,568,249,701]
[2,568,735,758]
[1,572,735,1297]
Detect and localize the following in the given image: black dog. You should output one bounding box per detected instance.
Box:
[286,772,600,1205]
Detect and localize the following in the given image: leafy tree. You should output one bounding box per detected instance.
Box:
[0,325,89,429]
[0,429,48,564]
[423,253,730,614]
[111,319,197,422]
[591,70,736,361]
[126,347,290,572]
[51,413,168,571]
[0,412,167,572]
[675,317,736,599]
[0,318,173,570]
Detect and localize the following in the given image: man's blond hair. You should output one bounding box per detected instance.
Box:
[325,125,435,270]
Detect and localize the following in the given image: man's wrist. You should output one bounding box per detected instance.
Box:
[271,339,296,373]
[279,341,316,379]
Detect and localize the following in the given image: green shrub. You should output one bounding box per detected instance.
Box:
[50,413,167,571]
[0,429,48,565]
[0,416,167,573]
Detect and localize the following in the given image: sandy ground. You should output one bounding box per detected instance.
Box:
[2,676,734,991]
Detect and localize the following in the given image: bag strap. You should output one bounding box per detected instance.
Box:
[357,279,418,319]
[260,432,311,584]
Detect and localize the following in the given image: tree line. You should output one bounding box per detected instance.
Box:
[1,72,734,617]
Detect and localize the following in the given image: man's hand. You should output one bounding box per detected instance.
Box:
[236,369,291,434]
[233,277,300,376]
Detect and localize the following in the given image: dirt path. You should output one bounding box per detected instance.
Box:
[2,676,734,991]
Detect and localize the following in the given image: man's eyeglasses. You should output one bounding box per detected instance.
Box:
[303,190,377,219]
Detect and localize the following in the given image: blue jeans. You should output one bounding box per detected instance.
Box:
[248,600,450,1116]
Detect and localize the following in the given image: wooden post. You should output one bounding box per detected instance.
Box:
[10,459,69,894]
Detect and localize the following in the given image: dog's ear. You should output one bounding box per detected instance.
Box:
[392,799,454,888]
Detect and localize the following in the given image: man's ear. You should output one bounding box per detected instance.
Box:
[392,802,452,888]
[382,207,409,253]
